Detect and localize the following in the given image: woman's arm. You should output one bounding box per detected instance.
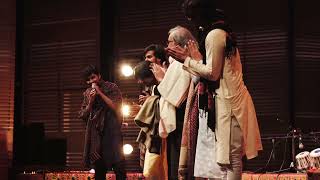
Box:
[183,29,226,81]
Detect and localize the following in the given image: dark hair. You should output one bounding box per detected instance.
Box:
[182,0,225,23]
[133,61,154,80]
[143,44,168,65]
[82,64,100,80]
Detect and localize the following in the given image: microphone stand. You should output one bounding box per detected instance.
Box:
[288,128,302,172]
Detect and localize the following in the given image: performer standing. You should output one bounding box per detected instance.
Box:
[79,65,127,180]
[165,26,198,180]
[167,0,263,179]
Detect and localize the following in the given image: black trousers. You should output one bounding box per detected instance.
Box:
[167,101,186,180]
[94,159,127,180]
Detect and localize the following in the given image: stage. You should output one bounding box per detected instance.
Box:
[16,171,320,180]
[242,172,308,180]
[17,172,144,180]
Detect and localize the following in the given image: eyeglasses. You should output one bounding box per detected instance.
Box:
[167,40,174,45]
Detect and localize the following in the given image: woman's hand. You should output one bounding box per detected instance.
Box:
[188,40,202,61]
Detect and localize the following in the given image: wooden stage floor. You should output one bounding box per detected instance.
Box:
[16,171,320,180]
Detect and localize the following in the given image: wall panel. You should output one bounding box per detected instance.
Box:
[23,0,100,169]
[0,0,16,178]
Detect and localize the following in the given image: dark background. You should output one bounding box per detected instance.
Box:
[1,0,320,179]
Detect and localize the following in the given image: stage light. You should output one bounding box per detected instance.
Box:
[89,169,95,173]
[123,144,133,155]
[121,64,133,77]
[122,104,130,117]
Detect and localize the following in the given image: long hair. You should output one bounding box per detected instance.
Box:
[182,0,225,23]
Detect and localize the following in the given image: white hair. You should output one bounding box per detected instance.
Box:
[168,26,198,47]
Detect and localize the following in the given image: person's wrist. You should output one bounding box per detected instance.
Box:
[95,88,102,95]
[183,56,191,66]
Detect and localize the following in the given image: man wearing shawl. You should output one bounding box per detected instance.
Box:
[79,65,126,180]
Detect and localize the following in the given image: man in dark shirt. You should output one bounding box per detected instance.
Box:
[79,65,126,180]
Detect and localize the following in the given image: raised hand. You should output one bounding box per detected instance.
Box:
[150,62,166,82]
[138,91,150,104]
[88,88,97,104]
[187,40,202,61]
[92,82,103,96]
[166,45,189,63]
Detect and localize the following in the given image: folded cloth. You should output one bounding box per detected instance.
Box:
[135,96,161,156]
[159,97,176,138]
[158,58,191,107]
[143,138,168,179]
[158,58,192,138]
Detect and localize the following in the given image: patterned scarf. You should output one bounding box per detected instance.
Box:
[178,82,198,179]
[83,80,120,167]
[178,21,237,179]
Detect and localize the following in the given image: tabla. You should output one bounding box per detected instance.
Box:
[296,151,311,170]
[310,148,320,168]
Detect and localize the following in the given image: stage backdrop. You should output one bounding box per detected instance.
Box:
[0,0,16,179]
[18,0,320,173]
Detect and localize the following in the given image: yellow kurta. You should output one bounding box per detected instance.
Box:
[183,29,263,164]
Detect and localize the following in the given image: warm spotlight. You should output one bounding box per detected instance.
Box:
[121,65,133,77]
[89,169,95,173]
[122,104,130,117]
[123,144,133,155]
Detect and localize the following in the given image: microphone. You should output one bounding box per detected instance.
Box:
[92,83,97,89]
[91,83,97,93]
[298,135,304,149]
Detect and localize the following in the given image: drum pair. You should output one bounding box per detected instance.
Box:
[296,148,320,170]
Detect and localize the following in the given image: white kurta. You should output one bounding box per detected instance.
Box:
[183,29,263,164]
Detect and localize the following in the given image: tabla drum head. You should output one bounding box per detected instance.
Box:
[310,148,320,157]
[296,151,310,158]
